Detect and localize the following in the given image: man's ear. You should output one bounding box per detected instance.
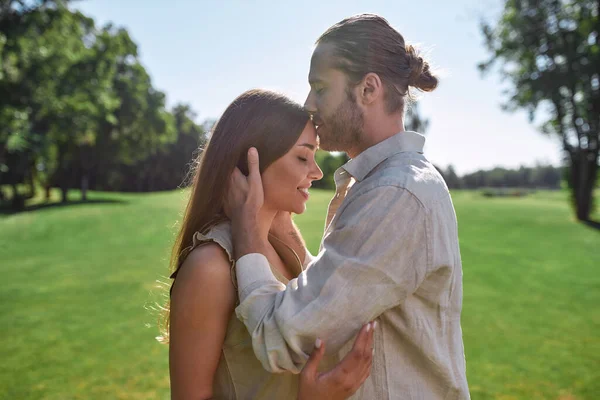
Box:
[358,73,383,105]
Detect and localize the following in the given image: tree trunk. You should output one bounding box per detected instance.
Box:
[11,183,18,201]
[61,184,68,203]
[10,182,24,210]
[26,163,36,200]
[570,150,598,221]
[81,174,89,201]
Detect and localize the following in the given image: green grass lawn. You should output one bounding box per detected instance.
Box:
[1,188,598,399]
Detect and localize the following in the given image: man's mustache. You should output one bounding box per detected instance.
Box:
[310,114,325,126]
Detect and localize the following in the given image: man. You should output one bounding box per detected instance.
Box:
[228,14,470,399]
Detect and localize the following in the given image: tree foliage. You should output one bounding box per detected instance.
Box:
[479,0,599,220]
[0,0,205,207]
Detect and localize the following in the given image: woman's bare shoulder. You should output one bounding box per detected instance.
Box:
[171,242,235,301]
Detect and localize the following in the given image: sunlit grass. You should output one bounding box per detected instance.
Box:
[1,188,598,399]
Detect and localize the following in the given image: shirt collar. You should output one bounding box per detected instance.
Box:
[342,131,425,182]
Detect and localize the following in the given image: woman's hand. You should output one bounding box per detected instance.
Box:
[298,322,375,400]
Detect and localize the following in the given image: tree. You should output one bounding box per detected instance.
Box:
[405,102,430,133]
[313,150,347,190]
[45,13,120,202]
[479,0,599,221]
[0,1,178,205]
[170,104,207,183]
[64,25,176,199]
[0,1,115,203]
[444,165,462,189]
[0,0,77,204]
[92,103,204,193]
[125,103,201,192]
[533,163,562,187]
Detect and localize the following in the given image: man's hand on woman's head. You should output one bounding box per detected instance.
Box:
[224,147,264,221]
[226,147,269,259]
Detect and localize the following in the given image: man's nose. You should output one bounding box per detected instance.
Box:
[304,90,316,114]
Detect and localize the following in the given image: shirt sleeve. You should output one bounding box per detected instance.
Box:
[302,247,315,270]
[234,185,431,373]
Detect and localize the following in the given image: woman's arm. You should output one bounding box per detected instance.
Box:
[169,243,236,400]
[298,322,375,400]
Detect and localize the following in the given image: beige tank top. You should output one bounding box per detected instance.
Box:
[172,221,335,399]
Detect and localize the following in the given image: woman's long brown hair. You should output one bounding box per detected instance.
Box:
[159,89,310,343]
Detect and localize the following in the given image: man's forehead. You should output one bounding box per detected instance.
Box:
[309,43,337,82]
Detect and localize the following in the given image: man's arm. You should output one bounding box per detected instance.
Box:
[235,184,432,373]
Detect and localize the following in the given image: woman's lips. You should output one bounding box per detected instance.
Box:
[298,187,310,200]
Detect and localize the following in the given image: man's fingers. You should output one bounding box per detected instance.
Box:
[245,147,264,209]
[247,147,263,191]
[230,167,247,188]
[228,167,249,198]
[302,338,325,378]
[224,167,249,218]
[231,166,245,180]
[247,147,260,178]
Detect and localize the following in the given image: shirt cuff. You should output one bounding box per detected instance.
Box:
[303,248,314,270]
[236,253,278,301]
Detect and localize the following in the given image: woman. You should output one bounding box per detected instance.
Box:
[162,89,373,400]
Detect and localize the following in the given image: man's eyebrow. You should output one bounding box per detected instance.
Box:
[297,143,317,150]
[308,78,324,86]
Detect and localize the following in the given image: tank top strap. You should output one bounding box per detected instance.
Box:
[170,222,238,295]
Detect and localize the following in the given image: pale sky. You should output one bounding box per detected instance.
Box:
[77,0,564,175]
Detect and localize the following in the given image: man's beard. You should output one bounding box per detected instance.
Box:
[318,92,364,153]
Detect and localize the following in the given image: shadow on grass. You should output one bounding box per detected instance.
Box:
[582,219,600,231]
[0,198,127,216]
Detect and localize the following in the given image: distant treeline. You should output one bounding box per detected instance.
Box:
[439,164,564,190]
[312,152,565,191]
